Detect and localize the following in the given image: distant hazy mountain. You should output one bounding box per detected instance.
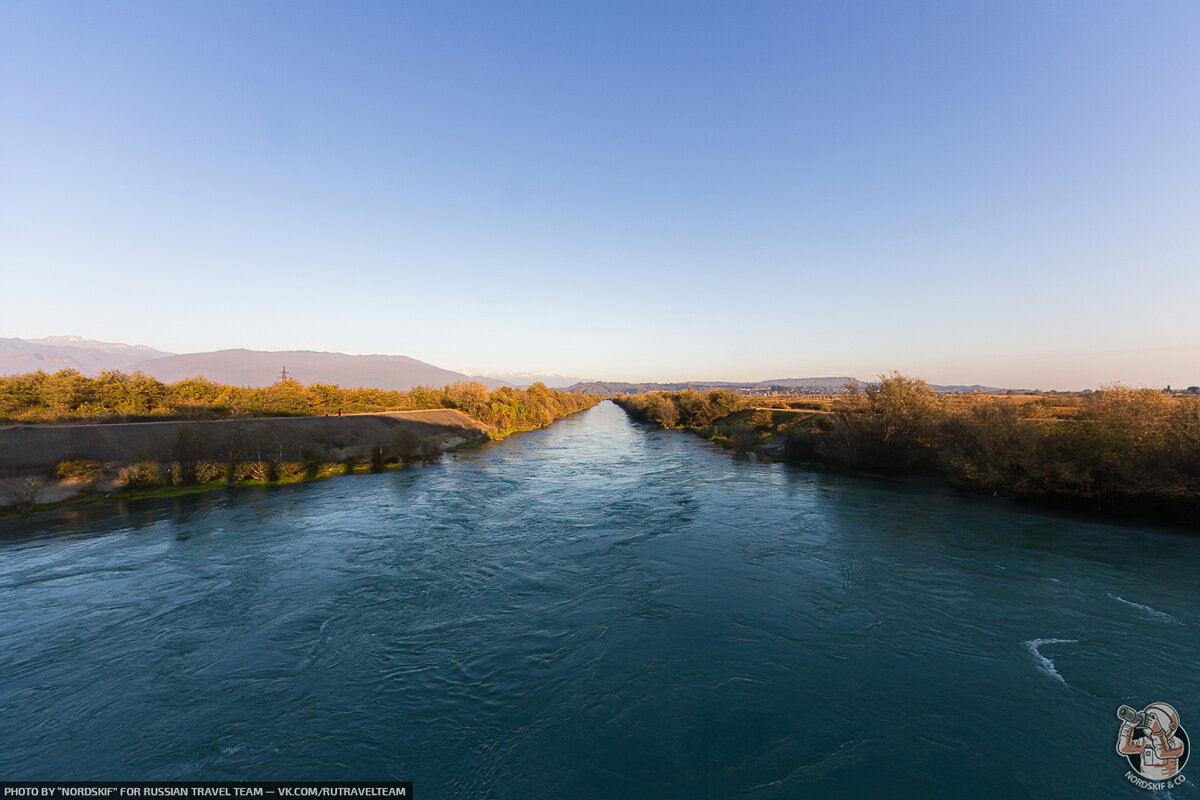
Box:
[0,336,172,376]
[467,375,516,388]
[2,337,510,389]
[762,377,857,391]
[27,335,169,357]
[927,384,1004,394]
[463,369,590,389]
[566,378,857,395]
[3,336,1006,394]
[762,377,1003,392]
[568,377,1004,395]
[129,349,491,391]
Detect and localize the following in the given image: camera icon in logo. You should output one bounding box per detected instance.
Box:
[1116,703,1189,782]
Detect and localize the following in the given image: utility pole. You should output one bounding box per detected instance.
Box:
[280,366,289,383]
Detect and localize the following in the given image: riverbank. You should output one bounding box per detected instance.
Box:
[612,381,1200,528]
[0,370,604,516]
[0,452,472,519]
[0,399,607,517]
[0,409,493,516]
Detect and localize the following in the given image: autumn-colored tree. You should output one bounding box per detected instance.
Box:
[652,396,680,428]
[0,370,600,438]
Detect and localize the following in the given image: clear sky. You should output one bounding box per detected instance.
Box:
[2,1,1197,389]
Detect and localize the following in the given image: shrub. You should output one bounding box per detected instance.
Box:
[748,410,774,429]
[118,460,164,490]
[299,444,327,480]
[195,462,226,484]
[391,428,422,462]
[420,438,443,462]
[1,475,46,511]
[276,461,306,481]
[56,459,104,485]
[729,423,760,452]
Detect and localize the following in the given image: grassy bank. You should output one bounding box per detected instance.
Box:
[1,451,449,519]
[0,373,601,515]
[0,428,473,518]
[613,375,1200,526]
[0,405,603,518]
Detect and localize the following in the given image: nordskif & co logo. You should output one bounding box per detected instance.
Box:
[1115,702,1189,790]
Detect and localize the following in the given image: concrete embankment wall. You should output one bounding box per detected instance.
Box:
[0,410,492,475]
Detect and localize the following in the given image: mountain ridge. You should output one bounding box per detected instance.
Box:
[0,337,171,375]
[0,338,505,390]
[566,378,1006,395]
[129,349,503,391]
[2,337,1007,394]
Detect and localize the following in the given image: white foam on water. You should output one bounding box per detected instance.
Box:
[1023,638,1078,685]
[1107,593,1180,624]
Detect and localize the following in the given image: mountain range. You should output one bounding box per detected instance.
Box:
[0,337,504,391]
[461,369,590,390]
[563,379,855,395]
[0,337,1005,394]
[0,336,171,375]
[563,378,1005,395]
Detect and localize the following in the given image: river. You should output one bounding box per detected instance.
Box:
[1,401,1197,797]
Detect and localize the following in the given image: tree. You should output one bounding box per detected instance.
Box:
[445,381,491,420]
[651,396,680,428]
[865,372,942,443]
[44,369,93,416]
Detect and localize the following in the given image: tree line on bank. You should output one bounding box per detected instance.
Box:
[0,371,601,511]
[0,369,598,437]
[613,374,1200,520]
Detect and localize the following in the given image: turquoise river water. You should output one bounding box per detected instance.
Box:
[1,401,1198,798]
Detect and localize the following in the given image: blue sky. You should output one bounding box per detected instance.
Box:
[2,1,1197,389]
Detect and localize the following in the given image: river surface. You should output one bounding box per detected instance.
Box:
[2,401,1198,798]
